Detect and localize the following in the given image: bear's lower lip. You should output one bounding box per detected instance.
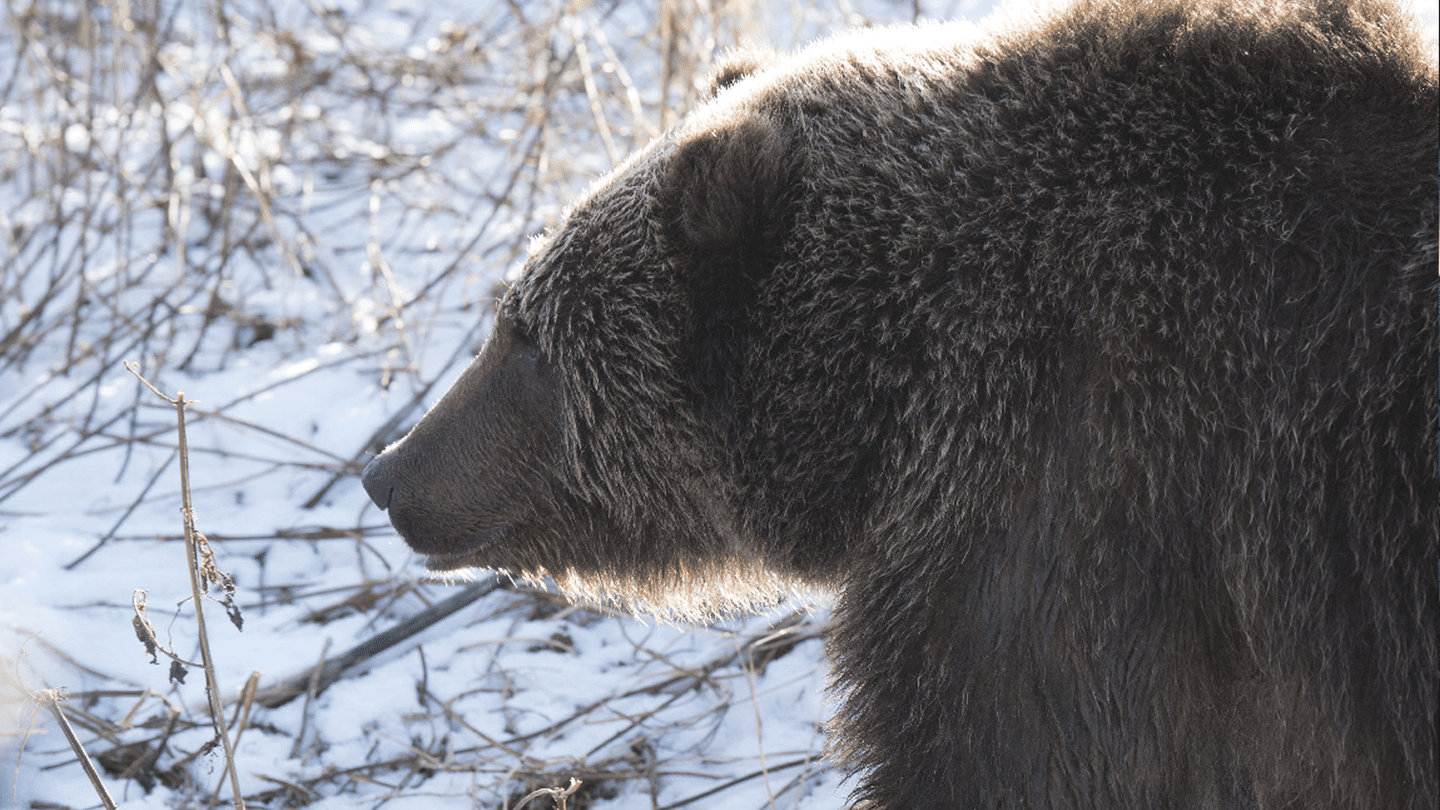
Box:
[397,525,509,569]
[421,551,486,572]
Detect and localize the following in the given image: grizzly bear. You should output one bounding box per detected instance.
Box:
[361,0,1438,806]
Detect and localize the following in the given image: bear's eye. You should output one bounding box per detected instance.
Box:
[506,320,546,362]
[510,320,536,346]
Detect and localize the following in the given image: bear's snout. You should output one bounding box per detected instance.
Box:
[359,316,570,568]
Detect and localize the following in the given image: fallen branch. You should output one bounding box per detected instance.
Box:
[252,579,500,709]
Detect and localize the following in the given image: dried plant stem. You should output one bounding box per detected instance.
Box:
[176,391,246,810]
[38,691,118,810]
[126,362,246,810]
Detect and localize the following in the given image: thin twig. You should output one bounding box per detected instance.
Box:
[655,758,812,810]
[290,638,331,759]
[208,671,261,809]
[38,690,119,810]
[514,777,583,810]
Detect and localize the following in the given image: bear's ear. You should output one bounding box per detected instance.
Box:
[704,46,775,98]
[663,115,794,264]
[663,115,795,408]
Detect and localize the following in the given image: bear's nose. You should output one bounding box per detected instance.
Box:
[360,454,395,511]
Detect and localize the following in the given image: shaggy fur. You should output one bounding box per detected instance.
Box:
[362,0,1438,806]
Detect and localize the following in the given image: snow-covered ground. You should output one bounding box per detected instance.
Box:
[1,1,1434,808]
[0,2,952,807]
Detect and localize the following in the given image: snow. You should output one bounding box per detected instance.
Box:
[0,2,909,807]
[1,0,1435,808]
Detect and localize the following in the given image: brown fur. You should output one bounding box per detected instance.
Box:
[363,1,1438,806]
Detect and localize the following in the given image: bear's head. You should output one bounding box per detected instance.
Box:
[360,64,810,615]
